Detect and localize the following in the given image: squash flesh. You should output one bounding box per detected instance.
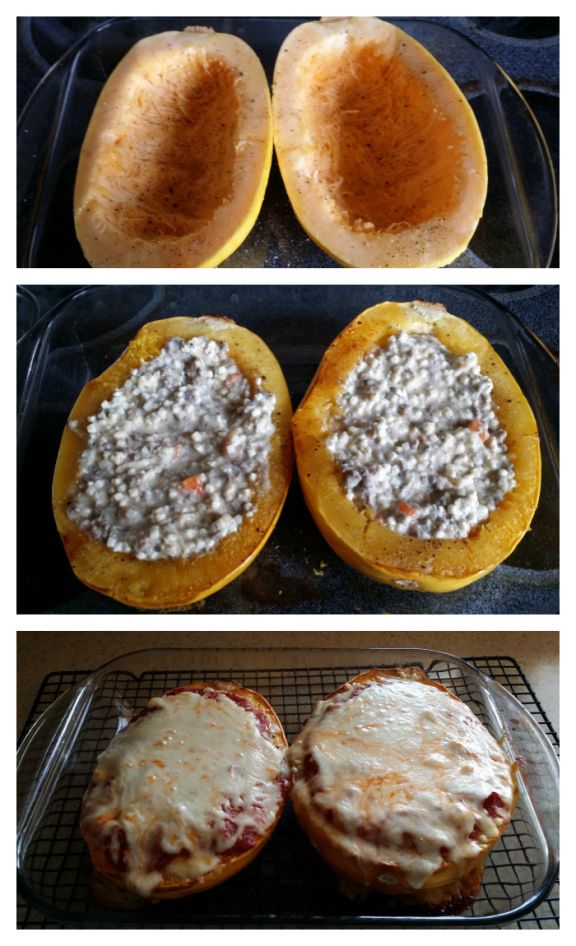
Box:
[273,18,488,267]
[74,29,272,267]
[109,58,240,240]
[293,302,541,592]
[52,317,293,609]
[304,41,465,231]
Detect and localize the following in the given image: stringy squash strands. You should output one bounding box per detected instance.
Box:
[52,317,293,609]
[74,28,272,268]
[292,302,541,592]
[273,18,488,268]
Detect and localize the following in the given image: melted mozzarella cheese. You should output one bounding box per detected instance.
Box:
[289,676,515,890]
[81,690,286,895]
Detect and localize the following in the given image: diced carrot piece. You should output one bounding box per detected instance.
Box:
[181,476,204,495]
[398,501,418,517]
[467,420,489,442]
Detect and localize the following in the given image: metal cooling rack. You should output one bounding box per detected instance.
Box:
[17,656,559,929]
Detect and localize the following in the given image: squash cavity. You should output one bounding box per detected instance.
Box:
[302,40,465,232]
[109,58,240,240]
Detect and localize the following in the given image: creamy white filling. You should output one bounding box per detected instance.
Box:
[289,675,515,890]
[67,335,276,560]
[81,689,287,896]
[326,331,516,540]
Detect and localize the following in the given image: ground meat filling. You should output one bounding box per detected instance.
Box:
[67,336,275,559]
[326,332,516,540]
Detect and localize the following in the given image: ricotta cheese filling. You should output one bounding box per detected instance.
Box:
[81,689,287,896]
[326,331,516,540]
[67,336,276,560]
[289,675,515,890]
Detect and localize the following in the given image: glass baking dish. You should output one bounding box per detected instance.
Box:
[17,16,557,268]
[16,646,559,928]
[16,284,559,615]
[17,286,40,340]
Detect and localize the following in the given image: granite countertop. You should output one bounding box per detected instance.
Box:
[17,630,559,737]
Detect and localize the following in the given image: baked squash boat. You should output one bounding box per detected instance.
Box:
[288,668,518,911]
[52,316,293,609]
[273,17,487,267]
[292,300,541,592]
[74,27,272,267]
[81,681,289,903]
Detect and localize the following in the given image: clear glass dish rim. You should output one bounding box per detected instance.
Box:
[17,645,559,928]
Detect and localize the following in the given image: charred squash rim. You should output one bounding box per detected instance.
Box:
[83,680,289,902]
[289,667,518,908]
[74,27,273,268]
[292,301,541,592]
[52,316,293,610]
[272,17,488,268]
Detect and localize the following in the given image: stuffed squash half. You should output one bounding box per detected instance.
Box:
[292,301,541,592]
[52,316,293,608]
[289,667,518,909]
[82,681,289,903]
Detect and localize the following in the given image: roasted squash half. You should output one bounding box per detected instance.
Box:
[292,301,541,592]
[82,681,288,905]
[74,28,272,267]
[288,668,518,909]
[52,317,293,609]
[273,17,487,268]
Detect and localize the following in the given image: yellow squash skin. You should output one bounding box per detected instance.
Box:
[52,317,293,609]
[74,28,272,268]
[292,302,541,592]
[273,17,487,268]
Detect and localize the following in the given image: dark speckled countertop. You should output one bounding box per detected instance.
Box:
[17,283,560,360]
[486,285,559,355]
